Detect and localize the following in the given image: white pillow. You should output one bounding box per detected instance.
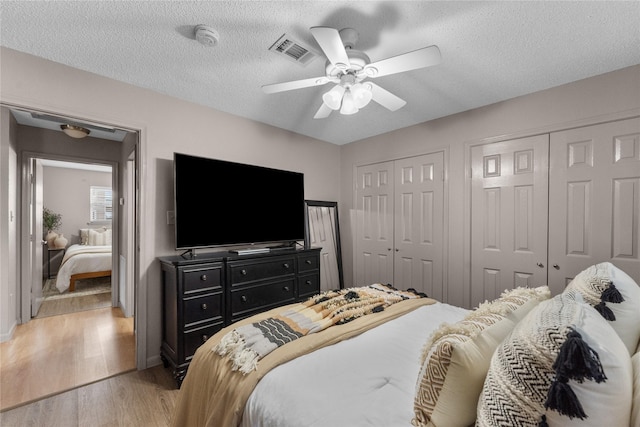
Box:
[477,291,633,427]
[566,262,640,355]
[88,228,111,246]
[79,228,89,245]
[412,286,550,427]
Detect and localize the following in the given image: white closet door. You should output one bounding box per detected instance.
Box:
[355,161,395,286]
[549,117,640,291]
[470,135,549,307]
[393,152,444,299]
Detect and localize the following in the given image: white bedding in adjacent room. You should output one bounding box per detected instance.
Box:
[55,244,112,292]
[240,302,469,427]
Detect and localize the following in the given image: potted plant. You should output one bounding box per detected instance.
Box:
[43,207,62,247]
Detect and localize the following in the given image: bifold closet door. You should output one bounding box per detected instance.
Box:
[355,161,395,287]
[548,117,640,293]
[393,152,445,299]
[470,135,549,308]
[355,153,445,295]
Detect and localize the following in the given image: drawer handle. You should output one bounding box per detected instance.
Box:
[283,286,290,292]
[306,280,311,285]
[201,303,208,310]
[200,274,207,281]
[202,334,209,343]
[241,269,247,275]
[305,260,312,265]
[283,263,290,269]
[241,295,247,302]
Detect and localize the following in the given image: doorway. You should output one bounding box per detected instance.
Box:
[35,159,114,318]
[5,106,141,405]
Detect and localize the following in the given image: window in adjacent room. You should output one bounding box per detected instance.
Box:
[90,185,113,223]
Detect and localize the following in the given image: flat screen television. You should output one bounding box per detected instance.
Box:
[173,153,305,251]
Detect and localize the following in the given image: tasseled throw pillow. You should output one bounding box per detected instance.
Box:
[477,291,632,427]
[412,286,550,427]
[565,262,640,355]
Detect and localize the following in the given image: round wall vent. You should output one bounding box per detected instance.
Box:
[195,25,219,47]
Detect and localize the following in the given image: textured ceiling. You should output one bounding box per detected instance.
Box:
[1,1,639,145]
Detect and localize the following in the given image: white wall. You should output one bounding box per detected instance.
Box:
[0,47,342,364]
[340,64,640,309]
[42,166,112,245]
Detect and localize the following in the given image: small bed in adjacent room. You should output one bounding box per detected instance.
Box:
[55,242,112,293]
[170,262,640,427]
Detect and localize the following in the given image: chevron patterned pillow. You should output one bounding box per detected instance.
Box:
[412,286,550,427]
[566,262,640,355]
[477,291,633,427]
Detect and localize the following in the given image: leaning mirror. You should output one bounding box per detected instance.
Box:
[304,200,344,290]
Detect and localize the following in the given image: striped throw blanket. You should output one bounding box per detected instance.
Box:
[213,283,426,374]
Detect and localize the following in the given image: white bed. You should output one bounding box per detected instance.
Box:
[172,265,640,427]
[55,244,112,293]
[240,302,468,427]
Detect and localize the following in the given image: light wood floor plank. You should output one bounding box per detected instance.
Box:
[0,366,178,427]
[0,307,135,411]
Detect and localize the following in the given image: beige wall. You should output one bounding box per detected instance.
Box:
[340,64,640,308]
[0,47,341,364]
[42,166,112,245]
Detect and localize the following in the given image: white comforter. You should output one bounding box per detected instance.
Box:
[55,244,112,292]
[240,302,469,427]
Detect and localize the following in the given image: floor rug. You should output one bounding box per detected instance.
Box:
[36,277,112,318]
[42,276,111,300]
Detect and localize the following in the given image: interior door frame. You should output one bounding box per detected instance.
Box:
[463,109,640,308]
[20,151,119,318]
[5,99,148,369]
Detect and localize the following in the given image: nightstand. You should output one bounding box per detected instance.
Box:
[47,248,65,279]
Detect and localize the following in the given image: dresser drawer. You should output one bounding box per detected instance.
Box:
[298,273,320,299]
[229,256,295,285]
[183,292,223,327]
[298,253,319,273]
[184,322,223,361]
[182,265,222,294]
[230,278,295,317]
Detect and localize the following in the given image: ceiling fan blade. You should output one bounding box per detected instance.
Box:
[313,102,332,119]
[368,82,407,111]
[262,76,329,94]
[310,27,351,70]
[364,45,441,78]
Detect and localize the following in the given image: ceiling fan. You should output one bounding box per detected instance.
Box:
[262,27,441,119]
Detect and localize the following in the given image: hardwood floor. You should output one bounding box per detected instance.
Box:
[0,365,178,427]
[0,307,135,412]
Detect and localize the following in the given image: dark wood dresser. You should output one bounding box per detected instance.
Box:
[159,247,321,386]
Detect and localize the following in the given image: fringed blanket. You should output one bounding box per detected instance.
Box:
[171,285,436,427]
[214,283,426,374]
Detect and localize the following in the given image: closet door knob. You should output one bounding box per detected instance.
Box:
[553,264,560,270]
[536,262,544,268]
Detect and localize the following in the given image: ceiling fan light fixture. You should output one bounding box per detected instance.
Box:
[322,85,345,110]
[60,124,90,138]
[340,90,359,115]
[351,83,373,109]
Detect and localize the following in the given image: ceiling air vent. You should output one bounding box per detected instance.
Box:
[268,34,320,67]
